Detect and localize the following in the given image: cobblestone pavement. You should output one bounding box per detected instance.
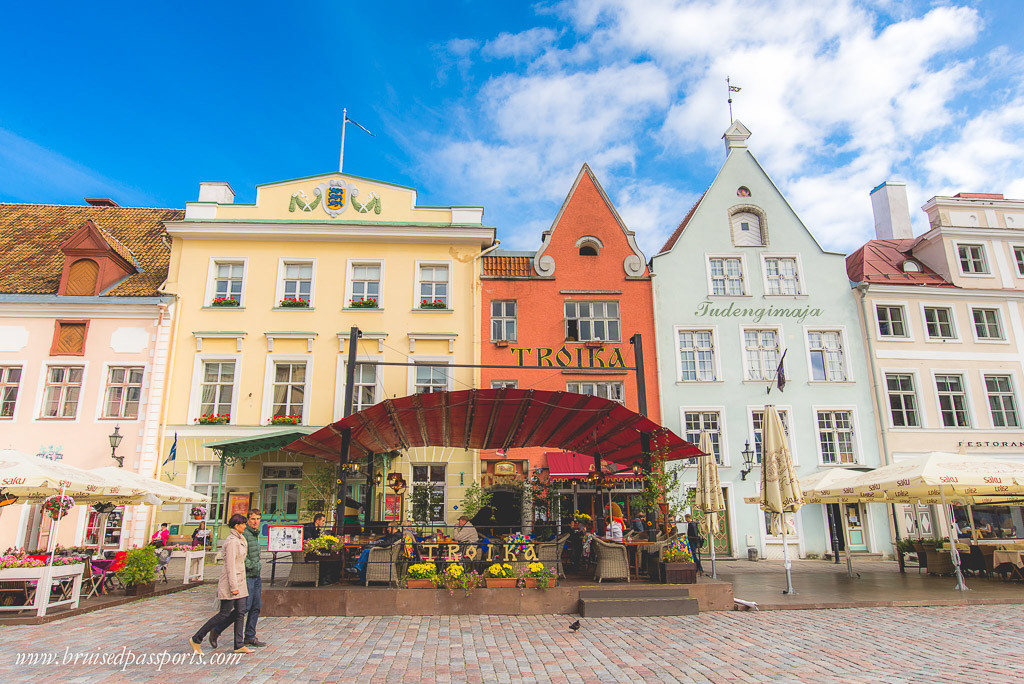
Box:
[1,583,1023,683]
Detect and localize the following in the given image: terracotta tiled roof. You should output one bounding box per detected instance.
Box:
[0,203,183,296]
[483,255,534,277]
[846,238,954,286]
[659,191,706,254]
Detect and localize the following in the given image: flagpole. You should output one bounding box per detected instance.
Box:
[339,108,347,174]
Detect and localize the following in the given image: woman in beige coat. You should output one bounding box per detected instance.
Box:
[190,513,253,654]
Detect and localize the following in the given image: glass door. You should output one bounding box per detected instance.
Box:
[262,482,299,525]
[844,503,868,552]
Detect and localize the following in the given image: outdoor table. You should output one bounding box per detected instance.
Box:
[992,550,1024,580]
[617,540,657,580]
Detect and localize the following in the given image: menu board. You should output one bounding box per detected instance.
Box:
[267,524,304,553]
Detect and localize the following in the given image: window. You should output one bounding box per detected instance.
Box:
[936,374,970,427]
[281,261,313,303]
[51,320,87,355]
[764,257,800,295]
[200,361,235,418]
[1014,247,1024,276]
[414,364,449,393]
[412,464,446,524]
[350,263,381,305]
[972,308,1003,340]
[709,258,744,295]
[352,364,378,412]
[491,380,518,389]
[807,331,846,381]
[271,362,306,420]
[876,305,908,338]
[103,366,144,419]
[678,330,716,381]
[957,244,988,274]
[683,411,722,465]
[564,301,620,342]
[65,259,99,296]
[213,261,244,303]
[567,381,624,403]
[730,211,765,246]
[924,307,955,339]
[751,409,791,464]
[491,300,517,341]
[0,366,21,418]
[41,366,83,418]
[743,329,780,381]
[418,264,449,308]
[192,464,223,522]
[885,374,920,428]
[578,239,600,256]
[985,375,1019,428]
[817,410,856,464]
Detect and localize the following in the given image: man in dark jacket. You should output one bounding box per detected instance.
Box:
[685,513,704,575]
[209,510,266,649]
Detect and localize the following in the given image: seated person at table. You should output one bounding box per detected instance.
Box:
[302,514,326,542]
[351,524,403,581]
[192,521,211,547]
[151,523,170,548]
[604,516,623,542]
[451,515,479,545]
[630,515,645,533]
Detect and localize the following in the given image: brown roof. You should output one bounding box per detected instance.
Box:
[659,191,706,254]
[846,239,954,286]
[0,203,184,296]
[483,255,534,277]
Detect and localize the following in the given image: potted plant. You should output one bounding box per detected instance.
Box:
[269,414,302,425]
[661,541,696,584]
[190,505,207,521]
[210,296,239,307]
[118,546,159,596]
[484,562,517,588]
[303,534,340,558]
[349,298,379,309]
[419,299,447,310]
[278,297,310,308]
[195,413,229,425]
[520,561,556,589]
[405,562,438,588]
[41,494,74,521]
[436,563,481,596]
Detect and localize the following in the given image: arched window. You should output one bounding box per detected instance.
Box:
[579,243,598,256]
[66,259,99,296]
[576,236,603,256]
[729,207,766,247]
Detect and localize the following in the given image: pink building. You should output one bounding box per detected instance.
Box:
[0,201,183,551]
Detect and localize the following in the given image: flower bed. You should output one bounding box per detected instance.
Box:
[278,297,310,308]
[195,414,229,424]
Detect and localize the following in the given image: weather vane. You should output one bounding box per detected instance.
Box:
[727,77,741,124]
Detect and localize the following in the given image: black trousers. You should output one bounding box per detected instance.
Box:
[193,597,245,650]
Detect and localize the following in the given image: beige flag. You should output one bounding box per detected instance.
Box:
[759,405,803,534]
[694,431,724,537]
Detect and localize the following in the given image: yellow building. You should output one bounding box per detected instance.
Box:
[154,172,494,544]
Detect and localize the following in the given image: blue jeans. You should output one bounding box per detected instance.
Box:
[244,576,261,641]
[354,547,372,582]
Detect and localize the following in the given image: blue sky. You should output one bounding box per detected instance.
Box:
[2,1,1023,257]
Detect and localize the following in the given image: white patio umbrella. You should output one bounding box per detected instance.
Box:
[694,431,724,579]
[759,405,803,595]
[797,468,864,579]
[0,449,146,504]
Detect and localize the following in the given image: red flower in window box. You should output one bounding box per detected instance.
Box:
[195,414,230,424]
[349,298,379,309]
[420,299,447,309]
[210,297,239,307]
[268,414,302,425]
[278,297,310,308]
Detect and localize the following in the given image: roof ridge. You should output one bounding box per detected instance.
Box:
[658,190,707,254]
[0,202,182,211]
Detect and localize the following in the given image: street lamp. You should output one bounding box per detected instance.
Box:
[109,425,124,467]
[374,471,383,487]
[631,461,643,476]
[739,440,755,481]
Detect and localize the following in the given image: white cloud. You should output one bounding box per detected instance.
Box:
[482,28,558,60]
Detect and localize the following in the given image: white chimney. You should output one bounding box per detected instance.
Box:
[870,181,913,240]
[198,181,236,204]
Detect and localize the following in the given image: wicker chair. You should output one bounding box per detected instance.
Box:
[537,533,569,578]
[286,551,320,586]
[912,543,929,574]
[364,543,402,586]
[925,548,955,576]
[593,538,630,583]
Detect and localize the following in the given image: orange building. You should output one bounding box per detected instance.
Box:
[479,165,660,526]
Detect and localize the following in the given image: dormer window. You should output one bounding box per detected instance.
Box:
[66,259,99,296]
[576,236,603,256]
[729,207,766,246]
[58,219,137,296]
[902,260,921,273]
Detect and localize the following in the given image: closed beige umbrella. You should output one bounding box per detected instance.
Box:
[758,405,803,595]
[694,431,724,578]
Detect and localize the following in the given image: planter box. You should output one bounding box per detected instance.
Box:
[0,564,85,617]
[484,578,517,588]
[661,562,696,585]
[125,581,156,596]
[405,579,436,589]
[523,578,557,589]
[169,549,206,583]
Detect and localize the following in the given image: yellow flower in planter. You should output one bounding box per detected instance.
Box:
[487,563,515,578]
[528,562,545,574]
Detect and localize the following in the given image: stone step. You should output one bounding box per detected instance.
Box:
[578,586,692,600]
[579,596,699,618]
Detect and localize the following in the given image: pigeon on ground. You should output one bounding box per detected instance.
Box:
[568,620,581,632]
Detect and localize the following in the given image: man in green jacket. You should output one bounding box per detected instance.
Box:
[211,510,266,648]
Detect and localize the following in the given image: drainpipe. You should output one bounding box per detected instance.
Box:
[471,239,501,486]
[856,282,900,556]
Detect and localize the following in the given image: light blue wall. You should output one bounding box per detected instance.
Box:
[651,142,892,558]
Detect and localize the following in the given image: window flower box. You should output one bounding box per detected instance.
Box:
[419,299,447,310]
[278,298,310,308]
[195,414,229,425]
[268,415,301,425]
[349,298,379,309]
[210,297,239,307]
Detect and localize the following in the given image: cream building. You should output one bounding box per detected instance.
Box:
[155,173,494,545]
[849,184,1024,540]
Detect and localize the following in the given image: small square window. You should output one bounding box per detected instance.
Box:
[876,306,907,338]
[957,244,989,274]
[924,307,955,339]
[972,308,1003,340]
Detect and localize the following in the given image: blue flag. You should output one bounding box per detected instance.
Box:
[162,432,177,466]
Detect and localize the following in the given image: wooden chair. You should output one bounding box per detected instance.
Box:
[82,563,105,599]
[155,549,171,584]
[286,551,319,586]
[536,533,569,578]
[364,543,402,586]
[912,543,929,574]
[592,539,630,583]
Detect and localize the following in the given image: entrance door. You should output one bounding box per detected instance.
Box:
[691,494,731,556]
[901,504,934,538]
[844,503,868,552]
[262,481,299,526]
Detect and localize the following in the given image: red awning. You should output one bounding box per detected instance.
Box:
[546,451,641,482]
[285,388,703,464]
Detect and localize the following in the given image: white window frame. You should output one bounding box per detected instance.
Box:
[413,259,453,310]
[564,300,621,343]
[411,463,447,524]
[490,380,518,389]
[811,405,864,466]
[931,371,973,429]
[261,355,313,425]
[490,299,518,342]
[188,354,241,424]
[679,406,729,467]
[738,325,783,382]
[406,356,454,395]
[968,305,1007,343]
[35,363,87,422]
[204,257,248,307]
[979,370,1021,430]
[95,363,147,421]
[704,254,749,297]
[883,369,925,430]
[567,381,625,404]
[873,302,913,341]
[919,303,959,342]
[760,253,805,296]
[803,327,852,383]
[0,362,26,421]
[274,257,317,308]
[747,405,797,466]
[953,241,990,276]
[188,462,225,523]
[674,326,721,383]
[344,258,384,309]
[334,354,383,421]
[1011,244,1024,278]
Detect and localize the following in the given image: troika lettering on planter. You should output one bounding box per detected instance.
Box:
[693,300,823,323]
[507,346,628,368]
